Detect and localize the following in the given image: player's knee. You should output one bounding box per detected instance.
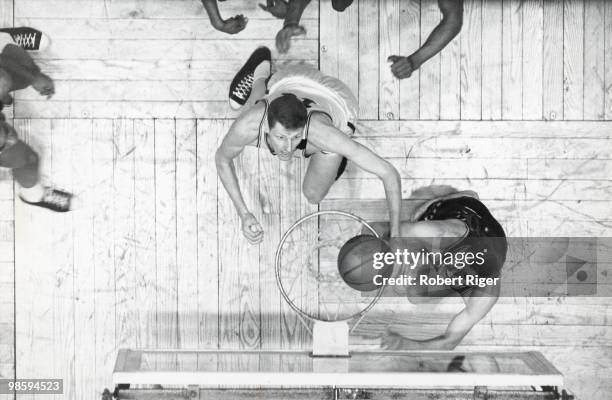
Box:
[26,149,39,166]
[303,186,324,205]
[332,0,353,12]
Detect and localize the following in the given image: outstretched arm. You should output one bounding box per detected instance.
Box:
[201,0,247,34]
[382,285,498,350]
[215,108,263,244]
[0,44,54,96]
[275,0,311,53]
[389,0,463,79]
[309,121,402,237]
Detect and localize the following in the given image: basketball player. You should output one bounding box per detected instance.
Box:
[217,47,402,244]
[362,189,506,350]
[259,0,352,53]
[0,113,72,212]
[259,0,463,75]
[0,42,54,106]
[388,0,464,79]
[0,43,71,212]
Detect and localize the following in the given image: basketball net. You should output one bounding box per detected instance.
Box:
[275,210,385,357]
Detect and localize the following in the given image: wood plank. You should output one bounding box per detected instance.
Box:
[527,158,612,180]
[32,39,318,61]
[328,178,612,202]
[521,0,544,120]
[352,120,612,138]
[195,120,222,354]
[154,119,178,350]
[49,119,76,399]
[337,1,359,101]
[542,0,565,120]
[14,0,319,19]
[319,0,338,78]
[398,0,420,119]
[320,199,612,224]
[343,157,528,179]
[418,0,441,120]
[583,0,606,120]
[459,0,482,120]
[353,136,612,159]
[70,119,97,400]
[563,0,585,120]
[481,1,502,120]
[501,0,523,119]
[439,5,461,120]
[175,119,198,371]
[16,80,229,102]
[606,0,612,119]
[0,1,13,384]
[91,119,116,393]
[258,151,281,351]
[113,119,137,353]
[379,0,401,120]
[35,59,318,82]
[14,100,237,119]
[133,119,157,349]
[16,17,319,40]
[12,120,42,400]
[358,0,379,119]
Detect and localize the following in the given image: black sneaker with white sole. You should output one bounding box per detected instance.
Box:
[228,46,271,110]
[20,187,72,212]
[0,27,49,51]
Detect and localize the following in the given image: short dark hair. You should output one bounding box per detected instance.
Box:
[267,94,308,130]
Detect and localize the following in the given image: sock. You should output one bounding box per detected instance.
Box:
[20,183,45,202]
[253,60,271,81]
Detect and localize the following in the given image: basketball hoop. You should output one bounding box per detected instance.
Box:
[274,210,386,356]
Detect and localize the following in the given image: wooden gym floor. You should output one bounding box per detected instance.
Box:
[0,0,611,399]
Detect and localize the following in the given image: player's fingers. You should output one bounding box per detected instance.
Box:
[390,60,407,73]
[387,55,401,63]
[258,3,270,12]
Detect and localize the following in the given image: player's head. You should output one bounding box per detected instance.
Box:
[267,94,308,161]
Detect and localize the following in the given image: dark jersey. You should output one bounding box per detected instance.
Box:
[416,196,507,296]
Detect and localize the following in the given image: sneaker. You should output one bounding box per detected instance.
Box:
[0,27,50,51]
[228,46,271,110]
[20,186,72,212]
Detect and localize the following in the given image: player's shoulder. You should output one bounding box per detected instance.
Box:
[229,102,266,139]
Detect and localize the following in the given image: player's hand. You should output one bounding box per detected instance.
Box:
[32,73,55,99]
[388,55,415,79]
[276,25,306,54]
[240,212,264,244]
[380,327,406,350]
[216,15,248,34]
[259,0,289,19]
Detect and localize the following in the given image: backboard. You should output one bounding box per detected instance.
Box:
[112,349,564,389]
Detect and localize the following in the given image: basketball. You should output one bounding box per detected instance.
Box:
[337,235,394,292]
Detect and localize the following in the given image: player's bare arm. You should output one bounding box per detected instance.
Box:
[383,285,499,350]
[389,0,463,79]
[308,116,402,236]
[215,103,266,244]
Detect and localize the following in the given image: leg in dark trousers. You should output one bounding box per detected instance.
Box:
[0,139,39,188]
